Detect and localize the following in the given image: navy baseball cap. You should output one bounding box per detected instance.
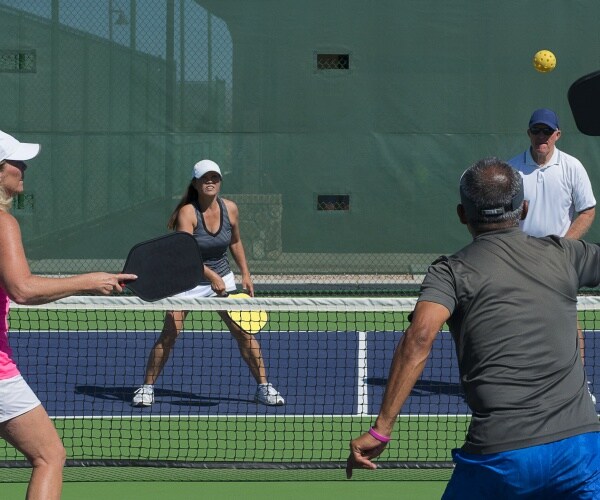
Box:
[529,108,559,130]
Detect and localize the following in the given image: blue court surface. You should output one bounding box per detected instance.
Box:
[10,329,598,417]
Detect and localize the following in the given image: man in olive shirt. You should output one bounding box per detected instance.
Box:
[347,158,600,498]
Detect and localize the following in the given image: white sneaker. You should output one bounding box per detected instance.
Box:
[132,385,154,407]
[588,381,596,405]
[255,383,285,406]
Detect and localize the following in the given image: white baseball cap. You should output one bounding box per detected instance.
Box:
[0,130,41,162]
[192,159,222,179]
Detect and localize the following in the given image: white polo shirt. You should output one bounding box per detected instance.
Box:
[508,147,596,237]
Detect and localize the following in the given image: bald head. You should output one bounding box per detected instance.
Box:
[459,157,525,231]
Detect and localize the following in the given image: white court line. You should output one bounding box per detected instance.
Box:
[357,331,368,415]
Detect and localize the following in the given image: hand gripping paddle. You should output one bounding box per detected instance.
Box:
[121,232,204,302]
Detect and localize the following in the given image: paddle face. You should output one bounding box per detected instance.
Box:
[224,291,268,335]
[568,70,600,136]
[122,232,203,302]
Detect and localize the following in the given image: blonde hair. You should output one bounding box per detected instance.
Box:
[0,161,12,212]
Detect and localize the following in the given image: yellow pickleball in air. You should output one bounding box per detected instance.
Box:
[533,50,556,73]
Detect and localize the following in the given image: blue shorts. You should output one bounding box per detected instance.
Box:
[442,432,600,499]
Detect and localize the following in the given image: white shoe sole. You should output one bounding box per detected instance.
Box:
[255,397,285,406]
[132,400,153,407]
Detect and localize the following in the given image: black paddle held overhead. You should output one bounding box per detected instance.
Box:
[568,70,600,136]
[122,232,204,302]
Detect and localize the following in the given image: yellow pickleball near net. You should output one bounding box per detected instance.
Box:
[533,50,556,73]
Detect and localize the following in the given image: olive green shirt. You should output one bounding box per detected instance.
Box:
[419,227,600,454]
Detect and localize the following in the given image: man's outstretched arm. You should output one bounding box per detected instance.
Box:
[346,300,451,478]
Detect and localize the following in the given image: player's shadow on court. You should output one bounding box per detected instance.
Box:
[75,385,227,407]
[366,377,465,399]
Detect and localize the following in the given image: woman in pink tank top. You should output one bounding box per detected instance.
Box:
[0,130,136,499]
[0,290,19,380]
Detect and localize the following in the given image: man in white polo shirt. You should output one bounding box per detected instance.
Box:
[508,108,596,239]
[509,107,597,404]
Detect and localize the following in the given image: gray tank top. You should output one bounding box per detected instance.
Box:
[192,197,231,281]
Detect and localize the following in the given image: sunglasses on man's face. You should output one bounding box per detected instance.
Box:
[529,127,555,136]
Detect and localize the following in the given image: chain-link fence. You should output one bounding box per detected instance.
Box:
[3,1,600,294]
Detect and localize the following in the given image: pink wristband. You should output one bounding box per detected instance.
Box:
[368,427,391,443]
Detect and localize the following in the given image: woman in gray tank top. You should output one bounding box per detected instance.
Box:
[132,159,284,407]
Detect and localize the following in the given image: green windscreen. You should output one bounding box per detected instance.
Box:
[2,0,600,290]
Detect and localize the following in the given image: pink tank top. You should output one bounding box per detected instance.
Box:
[0,288,20,379]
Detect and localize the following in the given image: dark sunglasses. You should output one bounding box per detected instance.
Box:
[199,174,221,182]
[529,127,555,136]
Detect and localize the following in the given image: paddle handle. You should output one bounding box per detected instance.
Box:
[222,288,250,298]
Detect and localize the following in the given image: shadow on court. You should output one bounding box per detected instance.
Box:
[366,377,465,399]
[73,385,250,407]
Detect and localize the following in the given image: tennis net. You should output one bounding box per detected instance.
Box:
[1,294,598,481]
